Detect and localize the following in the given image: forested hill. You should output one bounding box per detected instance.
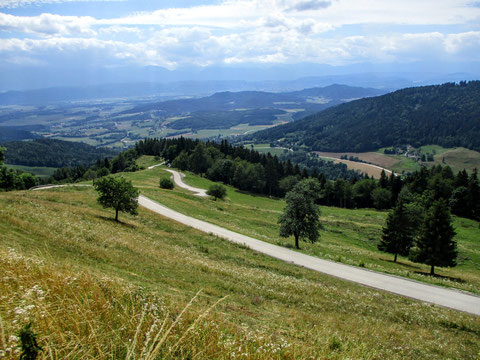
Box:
[250,81,480,152]
[4,138,118,167]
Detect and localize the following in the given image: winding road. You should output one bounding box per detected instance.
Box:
[33,167,480,316]
[145,169,480,316]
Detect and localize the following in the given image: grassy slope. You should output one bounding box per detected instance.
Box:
[1,187,480,359]
[4,163,57,177]
[122,163,480,295]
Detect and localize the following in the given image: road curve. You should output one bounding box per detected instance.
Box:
[164,169,208,197]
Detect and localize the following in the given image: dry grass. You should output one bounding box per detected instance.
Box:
[433,147,480,173]
[315,151,400,169]
[1,189,480,359]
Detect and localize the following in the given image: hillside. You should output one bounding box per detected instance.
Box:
[251,81,480,152]
[0,126,39,142]
[3,138,118,167]
[1,182,479,358]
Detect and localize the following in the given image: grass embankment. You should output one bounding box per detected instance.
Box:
[1,187,479,359]
[124,163,480,295]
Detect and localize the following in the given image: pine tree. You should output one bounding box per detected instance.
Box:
[378,200,416,262]
[410,199,457,275]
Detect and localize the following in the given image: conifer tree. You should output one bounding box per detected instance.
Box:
[378,200,416,262]
[410,199,457,275]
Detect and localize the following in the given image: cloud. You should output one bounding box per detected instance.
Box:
[0,0,124,8]
[287,0,332,12]
[0,12,96,36]
[0,0,479,70]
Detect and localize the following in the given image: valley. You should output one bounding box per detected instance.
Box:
[0,85,385,150]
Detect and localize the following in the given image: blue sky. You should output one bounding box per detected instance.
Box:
[0,0,479,72]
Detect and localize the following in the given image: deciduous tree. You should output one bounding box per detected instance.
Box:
[278,180,321,249]
[94,176,139,222]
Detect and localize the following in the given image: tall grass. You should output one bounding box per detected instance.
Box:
[1,189,479,359]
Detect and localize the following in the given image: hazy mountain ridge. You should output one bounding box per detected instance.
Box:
[123,84,386,114]
[250,81,480,152]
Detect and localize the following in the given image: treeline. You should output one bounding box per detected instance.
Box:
[317,165,479,221]
[48,148,140,184]
[3,138,118,167]
[0,147,37,190]
[250,81,480,152]
[135,138,363,197]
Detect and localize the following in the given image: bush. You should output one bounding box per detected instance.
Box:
[207,184,226,201]
[160,178,174,190]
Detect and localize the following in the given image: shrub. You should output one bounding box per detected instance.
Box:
[207,184,226,201]
[160,178,174,190]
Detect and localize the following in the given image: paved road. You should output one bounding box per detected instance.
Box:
[164,169,208,197]
[32,171,480,316]
[142,170,480,316]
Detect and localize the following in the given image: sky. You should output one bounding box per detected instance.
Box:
[0,0,479,82]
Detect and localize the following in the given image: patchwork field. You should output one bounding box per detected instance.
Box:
[315,146,480,176]
[1,184,479,359]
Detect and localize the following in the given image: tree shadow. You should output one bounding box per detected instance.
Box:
[234,189,281,200]
[95,215,136,229]
[385,259,422,271]
[413,271,466,283]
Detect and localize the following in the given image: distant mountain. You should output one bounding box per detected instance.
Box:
[0,80,388,105]
[250,81,480,152]
[0,127,39,143]
[3,138,118,168]
[124,84,386,114]
[1,61,479,91]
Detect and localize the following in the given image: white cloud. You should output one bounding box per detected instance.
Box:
[0,0,479,69]
[0,0,125,8]
[0,12,96,36]
[1,29,479,68]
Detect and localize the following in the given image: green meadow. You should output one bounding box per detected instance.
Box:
[1,184,479,359]
[122,157,480,295]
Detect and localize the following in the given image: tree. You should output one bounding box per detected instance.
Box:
[378,200,418,262]
[0,146,5,165]
[278,181,321,249]
[189,142,211,175]
[409,199,457,275]
[371,187,392,209]
[207,184,226,201]
[160,177,174,189]
[172,151,190,171]
[94,176,139,222]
